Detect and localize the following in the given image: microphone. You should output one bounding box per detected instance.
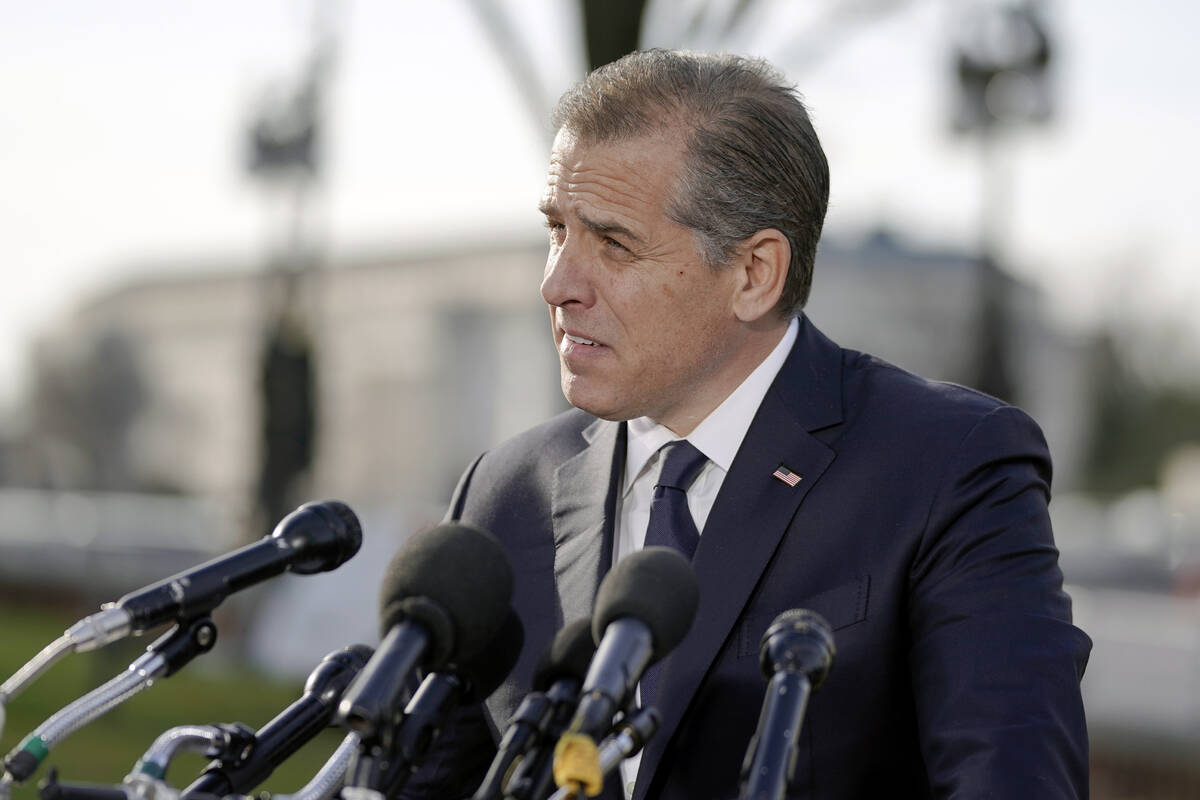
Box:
[375,608,525,797]
[64,501,362,648]
[738,609,834,800]
[475,618,595,800]
[336,523,514,741]
[551,548,698,798]
[178,644,373,799]
[571,547,698,739]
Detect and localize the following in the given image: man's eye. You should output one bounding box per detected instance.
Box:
[603,236,628,252]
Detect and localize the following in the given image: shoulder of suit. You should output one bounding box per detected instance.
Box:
[836,346,1042,438]
[449,408,603,521]
[476,406,600,471]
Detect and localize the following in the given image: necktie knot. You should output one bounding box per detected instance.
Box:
[655,440,708,492]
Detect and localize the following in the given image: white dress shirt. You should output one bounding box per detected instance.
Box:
[613,315,798,797]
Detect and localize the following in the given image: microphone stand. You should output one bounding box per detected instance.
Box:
[737,670,813,800]
[502,680,581,800]
[2,618,218,790]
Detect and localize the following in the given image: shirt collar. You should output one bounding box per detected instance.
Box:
[623,315,799,494]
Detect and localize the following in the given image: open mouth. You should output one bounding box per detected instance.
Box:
[564,333,598,347]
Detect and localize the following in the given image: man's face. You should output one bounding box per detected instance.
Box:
[539,128,748,433]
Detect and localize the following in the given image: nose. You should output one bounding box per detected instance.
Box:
[540,237,594,309]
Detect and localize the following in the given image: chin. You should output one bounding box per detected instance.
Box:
[561,379,634,422]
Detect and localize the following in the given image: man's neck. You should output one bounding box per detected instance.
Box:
[657,318,793,436]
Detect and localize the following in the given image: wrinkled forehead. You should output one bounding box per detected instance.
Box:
[542,128,688,216]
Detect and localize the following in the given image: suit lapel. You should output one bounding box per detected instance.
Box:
[552,418,626,627]
[633,317,844,800]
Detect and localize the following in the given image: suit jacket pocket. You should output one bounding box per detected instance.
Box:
[739,574,871,658]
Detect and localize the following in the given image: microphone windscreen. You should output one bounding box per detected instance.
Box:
[592,546,699,663]
[379,523,514,668]
[454,608,525,703]
[531,617,596,691]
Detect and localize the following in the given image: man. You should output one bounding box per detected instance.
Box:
[410,49,1090,799]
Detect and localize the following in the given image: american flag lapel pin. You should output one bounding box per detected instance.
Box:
[772,465,802,487]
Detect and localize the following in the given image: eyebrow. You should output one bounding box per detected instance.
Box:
[579,212,644,245]
[537,201,644,246]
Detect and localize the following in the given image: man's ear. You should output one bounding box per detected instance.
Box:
[731,228,790,323]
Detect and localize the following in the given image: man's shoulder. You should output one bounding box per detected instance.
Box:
[446,407,604,525]
[834,346,1046,449]
[457,406,600,490]
[845,348,1007,411]
[485,406,600,465]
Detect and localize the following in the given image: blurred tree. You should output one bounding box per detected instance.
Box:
[1083,331,1200,496]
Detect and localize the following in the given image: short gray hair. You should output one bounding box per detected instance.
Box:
[552,49,829,315]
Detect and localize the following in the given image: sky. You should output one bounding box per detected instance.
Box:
[1,0,1198,415]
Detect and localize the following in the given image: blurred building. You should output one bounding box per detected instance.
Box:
[14,232,1090,514]
[810,230,1092,490]
[16,243,559,516]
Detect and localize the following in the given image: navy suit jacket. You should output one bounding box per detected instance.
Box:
[406,316,1091,800]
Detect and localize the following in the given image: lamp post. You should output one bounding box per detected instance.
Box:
[244,2,340,535]
[950,0,1054,403]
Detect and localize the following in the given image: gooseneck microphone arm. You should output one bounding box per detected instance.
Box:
[501,679,583,800]
[272,732,360,800]
[179,645,373,799]
[472,691,551,800]
[3,617,217,787]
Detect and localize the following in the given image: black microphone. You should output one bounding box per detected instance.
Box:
[570,547,698,739]
[377,609,525,797]
[551,548,698,797]
[336,523,514,740]
[105,501,362,636]
[738,609,834,800]
[180,644,373,799]
[475,618,595,800]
